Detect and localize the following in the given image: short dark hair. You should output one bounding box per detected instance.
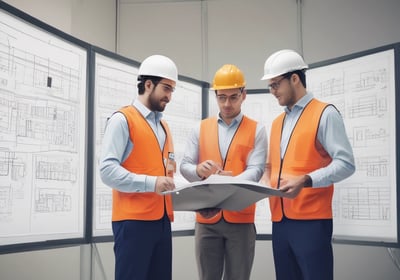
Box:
[137,75,162,95]
[284,70,307,88]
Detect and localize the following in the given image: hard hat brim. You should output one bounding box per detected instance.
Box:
[212,84,245,90]
[261,66,308,81]
[261,72,285,81]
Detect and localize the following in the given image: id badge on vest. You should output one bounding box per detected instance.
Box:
[165,152,176,177]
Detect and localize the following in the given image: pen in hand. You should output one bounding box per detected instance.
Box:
[196,160,222,179]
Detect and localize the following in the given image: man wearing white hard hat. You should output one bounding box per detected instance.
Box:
[99,54,178,280]
[260,49,355,280]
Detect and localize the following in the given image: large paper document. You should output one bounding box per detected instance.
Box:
[164,175,287,211]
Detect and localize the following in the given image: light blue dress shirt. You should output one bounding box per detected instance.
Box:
[281,93,355,187]
[180,112,268,183]
[99,99,165,193]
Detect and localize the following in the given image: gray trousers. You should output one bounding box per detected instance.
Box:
[195,219,256,280]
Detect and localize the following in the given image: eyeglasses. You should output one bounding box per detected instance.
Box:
[268,76,287,91]
[216,93,242,103]
[158,82,175,93]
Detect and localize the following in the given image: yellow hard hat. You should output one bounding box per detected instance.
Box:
[212,64,246,90]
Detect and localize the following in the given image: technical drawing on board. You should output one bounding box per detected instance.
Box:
[307,49,397,243]
[0,9,87,246]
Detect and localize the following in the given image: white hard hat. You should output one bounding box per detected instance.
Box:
[261,49,308,80]
[138,54,178,83]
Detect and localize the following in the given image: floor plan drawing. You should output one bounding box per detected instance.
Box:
[0,10,86,245]
[307,49,397,242]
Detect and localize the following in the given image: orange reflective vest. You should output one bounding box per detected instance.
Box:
[197,116,257,224]
[269,99,333,221]
[111,106,174,222]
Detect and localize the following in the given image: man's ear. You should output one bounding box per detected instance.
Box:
[144,79,154,91]
[242,89,247,101]
[291,73,300,85]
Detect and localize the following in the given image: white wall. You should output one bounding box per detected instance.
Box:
[117,0,300,88]
[1,0,400,279]
[0,246,81,280]
[3,0,116,51]
[116,0,400,88]
[302,0,400,63]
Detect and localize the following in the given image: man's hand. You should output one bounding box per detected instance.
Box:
[155,176,175,194]
[279,175,311,198]
[196,160,222,179]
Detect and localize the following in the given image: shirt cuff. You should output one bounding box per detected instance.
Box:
[145,175,157,192]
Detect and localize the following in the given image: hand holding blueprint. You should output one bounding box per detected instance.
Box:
[163,175,288,211]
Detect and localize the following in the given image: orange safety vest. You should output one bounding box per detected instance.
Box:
[197,116,257,224]
[111,105,174,222]
[269,99,333,221]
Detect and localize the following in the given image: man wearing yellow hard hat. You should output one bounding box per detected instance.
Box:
[180,64,268,280]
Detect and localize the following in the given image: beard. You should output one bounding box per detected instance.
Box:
[286,84,297,108]
[148,89,168,112]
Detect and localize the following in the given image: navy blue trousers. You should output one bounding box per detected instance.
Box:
[112,214,172,280]
[272,217,333,280]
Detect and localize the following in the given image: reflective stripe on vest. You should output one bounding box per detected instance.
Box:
[111,106,174,222]
[269,99,333,221]
[197,116,257,224]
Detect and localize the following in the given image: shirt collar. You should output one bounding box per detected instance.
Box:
[133,99,163,121]
[284,92,314,114]
[217,112,243,126]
